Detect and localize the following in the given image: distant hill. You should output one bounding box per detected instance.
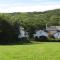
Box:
[0,9,60,30]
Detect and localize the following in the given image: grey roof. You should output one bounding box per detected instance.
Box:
[46,26,60,31]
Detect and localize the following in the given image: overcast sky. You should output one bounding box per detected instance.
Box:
[0,0,60,13]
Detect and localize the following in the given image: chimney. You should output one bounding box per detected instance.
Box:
[46,24,48,30]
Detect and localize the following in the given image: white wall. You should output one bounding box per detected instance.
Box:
[33,30,48,38]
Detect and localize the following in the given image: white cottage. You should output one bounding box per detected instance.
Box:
[18,26,29,38]
[46,26,60,38]
[53,32,60,38]
[33,26,60,39]
[33,30,48,39]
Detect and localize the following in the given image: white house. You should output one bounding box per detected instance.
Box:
[33,26,60,39]
[18,26,29,38]
[53,32,60,38]
[33,30,48,39]
[46,26,60,38]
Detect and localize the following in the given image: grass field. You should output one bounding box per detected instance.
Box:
[0,42,60,60]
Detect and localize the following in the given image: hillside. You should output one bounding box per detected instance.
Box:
[0,9,60,31]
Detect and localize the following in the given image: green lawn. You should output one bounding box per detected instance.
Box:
[0,42,60,60]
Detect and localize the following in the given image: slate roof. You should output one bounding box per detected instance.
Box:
[46,26,60,31]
